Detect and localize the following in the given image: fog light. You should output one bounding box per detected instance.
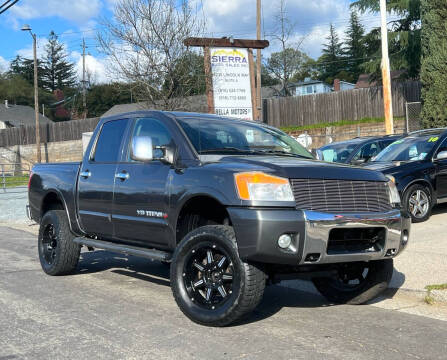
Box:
[278,234,292,249]
[401,230,409,246]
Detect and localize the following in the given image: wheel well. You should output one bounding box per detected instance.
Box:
[176,196,231,243]
[404,180,433,197]
[41,192,65,216]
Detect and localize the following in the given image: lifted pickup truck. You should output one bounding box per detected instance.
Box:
[28,111,411,326]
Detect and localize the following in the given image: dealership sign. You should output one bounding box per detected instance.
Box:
[210,47,253,120]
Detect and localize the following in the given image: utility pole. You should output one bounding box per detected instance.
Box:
[82,38,87,118]
[21,24,41,163]
[256,0,261,121]
[380,0,394,134]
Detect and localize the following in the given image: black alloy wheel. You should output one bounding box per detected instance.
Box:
[171,225,266,326]
[38,210,80,276]
[183,244,235,310]
[40,223,59,266]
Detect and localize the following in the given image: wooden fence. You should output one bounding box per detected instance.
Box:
[0,117,100,147]
[263,81,421,128]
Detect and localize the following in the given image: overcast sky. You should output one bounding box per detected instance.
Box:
[0,0,385,84]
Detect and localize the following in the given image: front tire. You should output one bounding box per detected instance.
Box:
[38,210,80,276]
[170,225,265,326]
[312,259,393,304]
[403,184,432,223]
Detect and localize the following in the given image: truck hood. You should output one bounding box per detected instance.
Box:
[219,155,388,182]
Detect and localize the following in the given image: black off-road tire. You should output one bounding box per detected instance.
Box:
[171,225,266,327]
[312,259,394,305]
[403,184,432,223]
[38,210,80,276]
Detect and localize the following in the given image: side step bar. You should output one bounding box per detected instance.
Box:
[73,237,172,262]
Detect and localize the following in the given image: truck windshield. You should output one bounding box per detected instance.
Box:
[373,135,441,162]
[177,117,313,159]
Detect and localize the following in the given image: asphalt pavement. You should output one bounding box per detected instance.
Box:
[1,226,447,360]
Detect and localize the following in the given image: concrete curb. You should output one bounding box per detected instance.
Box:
[385,287,447,305]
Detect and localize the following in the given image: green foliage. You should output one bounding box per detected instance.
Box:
[265,48,313,95]
[163,51,205,98]
[261,65,280,86]
[84,83,132,118]
[420,0,447,127]
[345,11,366,81]
[351,0,421,81]
[0,73,54,109]
[318,24,345,84]
[9,55,45,88]
[41,31,77,92]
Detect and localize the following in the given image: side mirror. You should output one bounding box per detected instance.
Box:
[131,136,153,162]
[131,136,175,164]
[436,151,447,161]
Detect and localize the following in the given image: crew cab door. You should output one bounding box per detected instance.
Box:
[112,117,173,247]
[434,138,447,199]
[77,118,129,238]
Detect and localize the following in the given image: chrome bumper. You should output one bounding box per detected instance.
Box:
[300,209,410,265]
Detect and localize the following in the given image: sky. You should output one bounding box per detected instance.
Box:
[0,0,386,84]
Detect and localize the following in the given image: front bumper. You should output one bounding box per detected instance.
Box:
[228,207,410,266]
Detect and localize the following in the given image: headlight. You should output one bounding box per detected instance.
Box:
[234,172,294,202]
[386,175,401,206]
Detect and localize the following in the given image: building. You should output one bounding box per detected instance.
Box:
[0,100,51,129]
[269,78,356,97]
[355,70,407,89]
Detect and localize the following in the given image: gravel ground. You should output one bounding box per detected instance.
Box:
[0,187,28,223]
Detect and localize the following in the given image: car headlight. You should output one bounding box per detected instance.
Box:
[235,172,294,202]
[386,175,401,206]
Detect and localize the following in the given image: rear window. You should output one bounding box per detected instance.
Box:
[92,119,128,162]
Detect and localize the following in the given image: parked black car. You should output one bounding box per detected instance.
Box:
[28,111,410,326]
[364,128,447,222]
[316,135,402,165]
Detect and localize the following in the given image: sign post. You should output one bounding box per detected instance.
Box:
[184,37,269,121]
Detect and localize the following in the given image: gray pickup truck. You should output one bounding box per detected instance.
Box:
[28,111,411,326]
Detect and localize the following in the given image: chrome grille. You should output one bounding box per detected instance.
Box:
[290,179,392,213]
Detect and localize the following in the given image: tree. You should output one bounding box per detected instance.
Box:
[9,55,45,88]
[318,24,344,84]
[261,64,280,87]
[97,0,204,110]
[164,51,205,97]
[345,10,366,81]
[42,31,77,92]
[265,48,311,94]
[264,0,309,96]
[420,0,447,127]
[352,0,421,81]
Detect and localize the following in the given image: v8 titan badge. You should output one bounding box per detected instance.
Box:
[137,210,168,219]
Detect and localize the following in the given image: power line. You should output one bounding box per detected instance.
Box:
[0,0,19,15]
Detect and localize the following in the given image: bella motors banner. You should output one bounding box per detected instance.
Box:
[210,47,253,121]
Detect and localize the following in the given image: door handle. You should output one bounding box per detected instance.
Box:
[80,170,91,179]
[115,172,130,181]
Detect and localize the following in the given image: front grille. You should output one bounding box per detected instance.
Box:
[290,178,392,213]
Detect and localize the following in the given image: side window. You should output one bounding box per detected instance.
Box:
[436,138,447,156]
[129,118,173,160]
[352,142,380,161]
[91,119,128,163]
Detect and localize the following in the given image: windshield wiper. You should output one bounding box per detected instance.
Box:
[255,149,312,159]
[198,147,256,154]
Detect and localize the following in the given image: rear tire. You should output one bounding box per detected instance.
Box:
[38,210,80,276]
[171,225,265,326]
[312,259,393,304]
